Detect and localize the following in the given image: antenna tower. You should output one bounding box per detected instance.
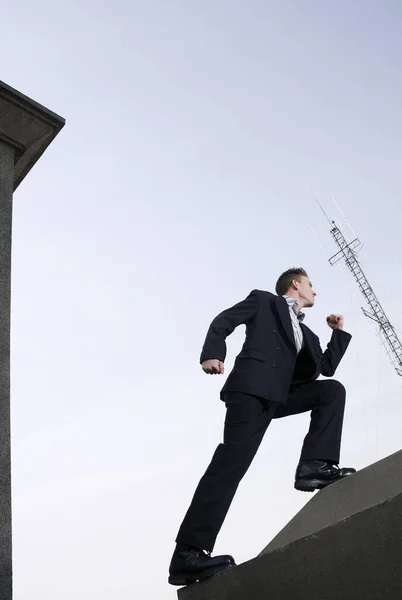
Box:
[315,197,402,377]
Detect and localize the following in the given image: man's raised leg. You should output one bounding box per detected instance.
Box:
[274,379,356,492]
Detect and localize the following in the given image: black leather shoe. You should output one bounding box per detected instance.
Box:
[168,545,235,586]
[294,460,356,492]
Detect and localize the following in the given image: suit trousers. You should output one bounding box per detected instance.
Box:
[175,378,346,552]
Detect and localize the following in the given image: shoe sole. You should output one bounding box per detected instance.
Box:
[294,478,336,492]
[295,473,355,492]
[168,563,235,586]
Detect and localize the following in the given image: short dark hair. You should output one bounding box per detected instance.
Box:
[275,268,308,295]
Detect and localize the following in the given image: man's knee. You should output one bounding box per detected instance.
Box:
[324,379,346,400]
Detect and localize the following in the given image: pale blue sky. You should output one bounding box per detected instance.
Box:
[2,1,402,598]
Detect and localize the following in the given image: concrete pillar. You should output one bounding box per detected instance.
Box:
[0,81,65,599]
[0,142,14,598]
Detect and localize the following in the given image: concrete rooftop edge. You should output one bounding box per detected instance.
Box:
[0,80,65,127]
[0,81,66,189]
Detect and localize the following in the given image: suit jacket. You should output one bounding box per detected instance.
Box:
[200,289,352,404]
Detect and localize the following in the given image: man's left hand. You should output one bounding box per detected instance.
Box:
[326,314,344,330]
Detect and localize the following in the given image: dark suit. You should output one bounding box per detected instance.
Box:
[201,289,351,402]
[176,289,352,552]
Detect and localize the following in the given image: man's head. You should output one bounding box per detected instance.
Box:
[275,268,317,309]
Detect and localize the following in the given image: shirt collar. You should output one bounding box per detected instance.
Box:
[283,295,306,322]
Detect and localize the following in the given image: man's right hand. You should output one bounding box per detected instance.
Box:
[202,359,225,375]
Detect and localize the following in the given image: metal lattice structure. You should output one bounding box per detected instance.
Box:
[327,219,402,377]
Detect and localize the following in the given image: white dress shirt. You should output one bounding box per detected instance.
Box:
[283,295,305,354]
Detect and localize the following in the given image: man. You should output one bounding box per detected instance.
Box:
[168,268,355,587]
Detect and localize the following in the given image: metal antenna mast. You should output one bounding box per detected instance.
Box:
[315,197,402,377]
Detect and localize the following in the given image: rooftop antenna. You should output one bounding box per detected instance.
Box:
[316,195,402,377]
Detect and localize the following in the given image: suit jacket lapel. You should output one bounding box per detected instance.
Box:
[274,296,296,350]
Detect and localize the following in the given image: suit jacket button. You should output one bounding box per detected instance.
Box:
[272,329,277,334]
[276,346,280,351]
[272,364,276,368]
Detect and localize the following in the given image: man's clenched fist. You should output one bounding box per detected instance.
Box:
[326,314,344,330]
[202,359,225,374]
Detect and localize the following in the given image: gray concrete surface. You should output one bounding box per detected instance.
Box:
[178,450,402,600]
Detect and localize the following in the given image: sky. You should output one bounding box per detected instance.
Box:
[2,1,402,598]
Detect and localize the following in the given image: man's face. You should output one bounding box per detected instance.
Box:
[296,276,317,307]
